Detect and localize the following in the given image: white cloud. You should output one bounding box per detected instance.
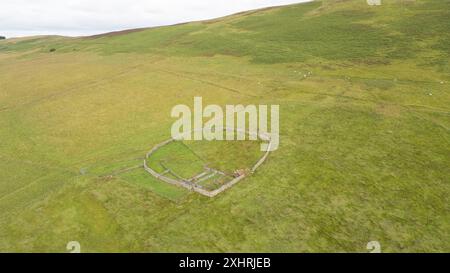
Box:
[0,0,310,38]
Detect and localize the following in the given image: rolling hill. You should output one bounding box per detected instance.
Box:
[0,0,449,252]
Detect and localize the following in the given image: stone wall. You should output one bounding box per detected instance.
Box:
[143,129,273,197]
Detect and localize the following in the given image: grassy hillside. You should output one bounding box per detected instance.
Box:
[0,0,449,252]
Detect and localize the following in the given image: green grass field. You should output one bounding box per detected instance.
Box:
[0,0,449,252]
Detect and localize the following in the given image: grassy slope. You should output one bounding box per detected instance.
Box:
[0,0,449,252]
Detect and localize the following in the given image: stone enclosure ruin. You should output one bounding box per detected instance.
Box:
[144,128,273,197]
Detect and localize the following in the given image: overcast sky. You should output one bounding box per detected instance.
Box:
[0,0,310,38]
